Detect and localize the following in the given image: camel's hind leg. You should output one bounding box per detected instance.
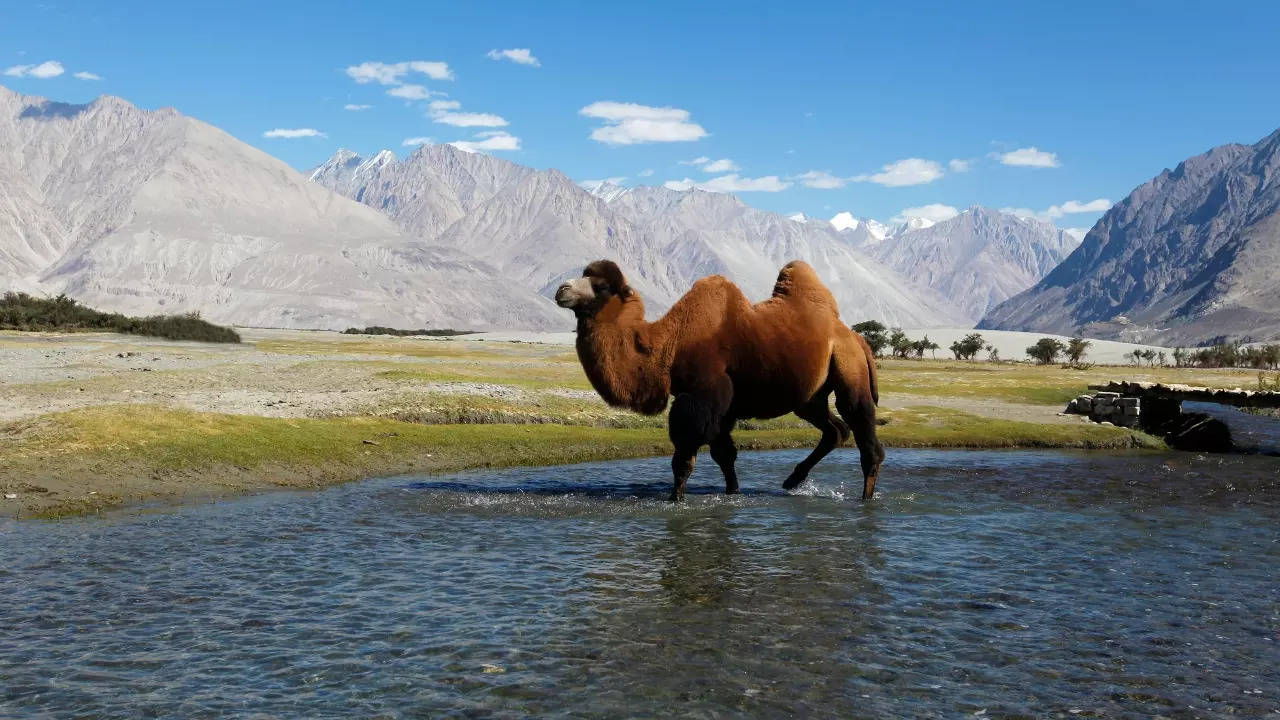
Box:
[782,393,851,491]
[833,344,885,500]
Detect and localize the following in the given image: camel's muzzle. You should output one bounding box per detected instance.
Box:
[555,278,595,308]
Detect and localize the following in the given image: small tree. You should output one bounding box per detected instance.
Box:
[889,328,914,359]
[1065,337,1091,365]
[1026,338,1066,365]
[852,320,889,357]
[949,332,985,360]
[985,343,1000,362]
[913,335,939,359]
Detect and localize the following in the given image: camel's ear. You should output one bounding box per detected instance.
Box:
[584,260,632,299]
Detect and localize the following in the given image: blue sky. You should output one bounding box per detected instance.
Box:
[3,0,1279,231]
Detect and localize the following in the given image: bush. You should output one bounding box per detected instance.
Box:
[851,320,889,357]
[1066,337,1091,365]
[341,326,476,337]
[0,292,240,343]
[1026,338,1066,365]
[949,332,985,360]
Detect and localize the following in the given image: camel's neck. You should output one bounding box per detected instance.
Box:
[575,297,678,415]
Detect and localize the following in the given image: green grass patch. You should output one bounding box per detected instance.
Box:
[2,402,1159,519]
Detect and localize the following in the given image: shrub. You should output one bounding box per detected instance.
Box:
[0,292,240,343]
[1026,338,1066,365]
[851,320,889,357]
[949,332,985,360]
[342,326,476,337]
[1065,337,1091,365]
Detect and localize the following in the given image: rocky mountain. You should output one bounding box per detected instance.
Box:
[864,207,1081,319]
[317,153,968,327]
[980,128,1280,345]
[0,85,563,330]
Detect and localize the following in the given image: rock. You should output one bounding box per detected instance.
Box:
[1124,406,1140,416]
[1099,421,1115,427]
[3,493,16,500]
[362,439,380,446]
[1095,392,1121,399]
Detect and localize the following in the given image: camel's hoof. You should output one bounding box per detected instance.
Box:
[725,486,740,495]
[667,492,684,503]
[782,474,807,491]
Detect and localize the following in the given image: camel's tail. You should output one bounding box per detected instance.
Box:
[851,331,879,406]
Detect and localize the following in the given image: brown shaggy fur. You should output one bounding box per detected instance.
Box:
[556,259,884,501]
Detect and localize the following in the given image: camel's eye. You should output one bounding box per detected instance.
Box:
[589,278,611,295]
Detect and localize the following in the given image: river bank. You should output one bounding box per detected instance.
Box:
[6,327,1257,519]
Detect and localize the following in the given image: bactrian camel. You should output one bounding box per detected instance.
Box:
[555,260,884,501]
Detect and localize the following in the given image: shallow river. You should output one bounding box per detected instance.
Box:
[3,449,1278,718]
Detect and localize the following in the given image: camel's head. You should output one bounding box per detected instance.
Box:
[555,260,633,317]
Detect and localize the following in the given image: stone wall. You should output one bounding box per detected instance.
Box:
[1065,391,1141,428]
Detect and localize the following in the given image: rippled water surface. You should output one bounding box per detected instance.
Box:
[3,449,1278,718]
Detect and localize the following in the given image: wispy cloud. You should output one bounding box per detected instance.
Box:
[387,84,433,100]
[639,168,654,177]
[73,71,102,81]
[1001,197,1111,220]
[345,60,453,85]
[580,101,708,145]
[263,128,326,139]
[486,48,540,67]
[4,60,64,78]
[891,204,960,224]
[679,156,738,172]
[343,103,371,111]
[428,99,460,111]
[948,158,971,172]
[854,158,945,187]
[450,131,520,153]
[402,136,433,146]
[432,111,508,127]
[664,174,790,193]
[794,170,853,189]
[998,146,1059,168]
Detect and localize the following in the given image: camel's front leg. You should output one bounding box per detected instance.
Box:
[709,417,739,494]
[667,389,727,501]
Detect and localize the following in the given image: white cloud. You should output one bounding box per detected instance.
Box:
[680,156,711,166]
[449,131,520,153]
[999,146,1059,168]
[701,158,739,172]
[1050,198,1111,216]
[639,168,654,177]
[72,71,102,81]
[664,174,790,193]
[345,60,453,85]
[432,111,508,127]
[854,158,945,187]
[1063,228,1089,241]
[891,204,960,224]
[402,136,433,146]
[486,48,540,67]
[795,170,852,189]
[428,99,461,111]
[1001,197,1111,221]
[580,101,708,145]
[388,84,433,100]
[263,128,326,139]
[948,158,971,172]
[344,103,371,111]
[4,60,64,78]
